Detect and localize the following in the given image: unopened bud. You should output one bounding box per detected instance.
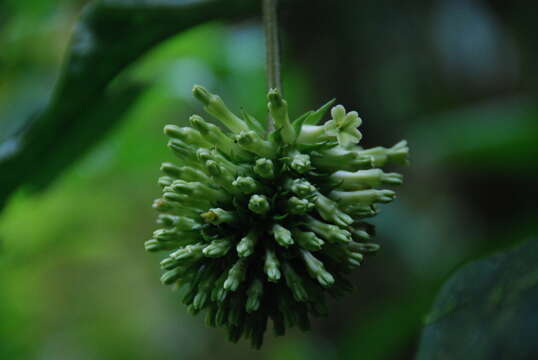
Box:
[264,248,281,282]
[245,278,264,313]
[192,85,249,133]
[294,231,324,251]
[248,195,270,215]
[272,224,294,247]
[201,208,235,225]
[224,259,247,291]
[232,176,258,194]
[236,231,258,258]
[253,158,274,178]
[287,197,314,215]
[203,237,232,257]
[288,151,311,173]
[235,131,275,158]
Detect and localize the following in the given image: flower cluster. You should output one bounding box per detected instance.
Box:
[145,85,408,348]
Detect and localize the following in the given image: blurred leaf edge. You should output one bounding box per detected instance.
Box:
[0,0,259,211]
[416,237,538,360]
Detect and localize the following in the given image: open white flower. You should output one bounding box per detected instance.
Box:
[323,105,362,148]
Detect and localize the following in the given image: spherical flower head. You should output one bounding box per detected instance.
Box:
[146,85,409,348]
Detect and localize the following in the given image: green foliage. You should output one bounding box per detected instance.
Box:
[417,239,538,360]
[411,99,538,171]
[0,0,258,210]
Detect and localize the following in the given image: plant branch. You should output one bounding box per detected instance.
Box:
[263,0,281,130]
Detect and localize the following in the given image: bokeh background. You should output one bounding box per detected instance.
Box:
[1,0,537,359]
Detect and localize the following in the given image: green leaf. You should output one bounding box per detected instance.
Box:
[291,110,312,140]
[268,127,283,144]
[301,98,335,126]
[417,238,538,360]
[338,291,433,360]
[28,84,145,191]
[240,108,265,135]
[411,98,538,172]
[296,141,337,153]
[0,0,258,210]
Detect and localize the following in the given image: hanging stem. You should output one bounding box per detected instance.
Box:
[263,0,281,130]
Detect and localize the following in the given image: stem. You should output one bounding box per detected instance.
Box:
[263,0,281,131]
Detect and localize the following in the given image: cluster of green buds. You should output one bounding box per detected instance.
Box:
[146,85,409,348]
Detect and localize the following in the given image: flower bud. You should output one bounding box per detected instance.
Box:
[287,197,314,215]
[160,267,184,285]
[246,278,264,313]
[272,224,293,247]
[210,273,228,303]
[349,226,372,241]
[293,231,324,251]
[296,124,329,144]
[172,181,229,203]
[305,216,351,244]
[160,162,182,178]
[158,176,173,188]
[203,237,233,258]
[236,231,258,258]
[329,189,396,205]
[314,192,353,227]
[358,140,409,167]
[282,263,308,302]
[288,151,311,173]
[170,243,205,261]
[232,176,261,194]
[348,242,380,253]
[224,259,247,291]
[181,217,204,232]
[152,198,173,212]
[253,158,274,179]
[267,88,295,143]
[235,130,275,158]
[193,85,249,133]
[264,248,281,282]
[189,115,251,161]
[311,146,371,172]
[299,249,335,287]
[164,124,211,148]
[193,273,217,310]
[204,160,237,195]
[201,208,236,225]
[144,239,164,252]
[248,194,270,215]
[330,169,403,190]
[286,178,317,197]
[153,228,179,242]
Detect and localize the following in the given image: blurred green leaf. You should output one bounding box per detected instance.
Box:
[417,238,538,360]
[0,0,258,209]
[411,98,538,172]
[28,84,145,191]
[338,289,433,360]
[294,98,335,126]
